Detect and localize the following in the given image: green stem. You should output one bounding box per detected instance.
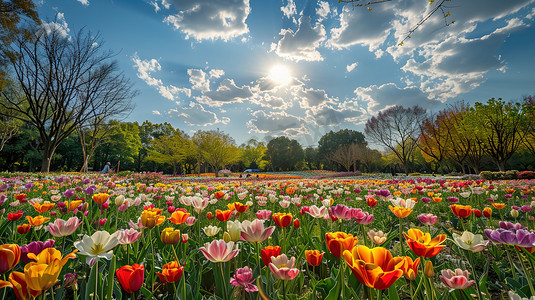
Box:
[219,263,229,300]
[256,242,262,276]
[149,229,156,293]
[94,260,98,300]
[182,271,186,300]
[516,248,535,297]
[467,252,481,300]
[340,258,345,298]
[506,249,518,280]
[282,279,286,300]
[399,218,405,255]
[172,243,180,263]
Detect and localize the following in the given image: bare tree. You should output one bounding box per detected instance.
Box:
[0,25,137,172]
[330,143,359,172]
[365,105,427,175]
[354,144,382,172]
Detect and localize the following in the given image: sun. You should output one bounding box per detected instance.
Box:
[268,65,292,85]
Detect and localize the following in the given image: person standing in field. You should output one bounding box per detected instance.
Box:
[101,162,112,174]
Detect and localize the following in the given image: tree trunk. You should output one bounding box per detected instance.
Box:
[40,144,56,172]
[497,160,506,172]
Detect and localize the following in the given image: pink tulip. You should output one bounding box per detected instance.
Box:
[330,204,351,220]
[269,254,300,280]
[351,208,373,224]
[417,213,438,226]
[256,210,272,220]
[307,205,327,218]
[199,239,240,263]
[230,266,258,292]
[439,269,475,289]
[46,217,82,237]
[119,228,142,244]
[185,216,196,226]
[240,219,275,243]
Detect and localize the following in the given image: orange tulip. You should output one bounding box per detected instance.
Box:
[261,246,281,266]
[68,200,83,211]
[400,256,420,280]
[157,261,184,283]
[343,245,404,290]
[215,209,233,222]
[14,194,27,201]
[450,204,473,218]
[272,213,292,228]
[32,202,55,214]
[389,206,413,218]
[92,193,110,205]
[26,216,50,226]
[0,271,28,300]
[432,197,442,203]
[404,229,446,258]
[169,210,190,225]
[325,232,358,258]
[214,191,225,200]
[491,203,506,210]
[305,250,324,266]
[285,186,296,195]
[0,244,21,273]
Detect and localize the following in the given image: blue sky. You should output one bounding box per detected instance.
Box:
[36,0,535,147]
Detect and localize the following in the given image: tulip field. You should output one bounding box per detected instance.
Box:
[1,173,535,299]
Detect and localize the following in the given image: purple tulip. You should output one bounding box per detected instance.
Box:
[63,189,75,198]
[484,228,535,247]
[21,239,56,263]
[330,204,352,220]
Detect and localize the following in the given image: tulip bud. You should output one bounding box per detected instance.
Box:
[168,206,176,213]
[115,195,125,206]
[473,209,482,218]
[207,212,213,220]
[482,207,492,218]
[293,218,300,228]
[17,224,31,234]
[511,209,519,218]
[63,273,78,289]
[181,233,189,243]
[424,260,434,278]
[102,202,109,209]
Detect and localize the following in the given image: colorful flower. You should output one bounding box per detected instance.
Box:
[325,232,358,258]
[403,229,446,258]
[240,219,275,243]
[0,244,21,273]
[74,230,123,265]
[343,245,404,290]
[46,217,81,237]
[305,250,324,267]
[452,231,489,252]
[261,246,281,266]
[116,264,145,293]
[157,261,184,283]
[199,239,239,263]
[450,204,473,218]
[269,254,300,280]
[439,269,475,290]
[169,210,190,225]
[230,266,257,292]
[161,228,181,245]
[272,212,292,228]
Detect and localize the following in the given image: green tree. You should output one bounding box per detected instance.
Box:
[192,130,241,177]
[304,147,320,170]
[146,128,195,175]
[94,121,141,172]
[240,139,268,170]
[462,98,526,171]
[266,136,304,171]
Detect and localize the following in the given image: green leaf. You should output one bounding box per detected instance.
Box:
[106,255,116,300]
[139,286,155,299]
[388,285,400,300]
[315,277,335,298]
[85,261,98,300]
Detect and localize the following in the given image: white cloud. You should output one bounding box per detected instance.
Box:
[293,86,335,109]
[271,16,326,62]
[281,0,297,24]
[306,102,365,126]
[150,1,160,12]
[76,0,89,6]
[197,79,253,106]
[170,102,230,126]
[346,62,358,72]
[354,83,441,114]
[247,111,308,135]
[163,0,250,41]
[187,69,210,92]
[41,12,70,38]
[131,55,191,101]
[316,1,331,22]
[152,110,161,115]
[209,69,225,78]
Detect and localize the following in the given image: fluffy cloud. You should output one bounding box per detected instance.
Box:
[209,69,225,78]
[197,79,253,106]
[169,102,230,126]
[271,16,326,62]
[346,62,358,72]
[293,86,335,109]
[132,55,191,101]
[247,111,308,135]
[77,0,89,6]
[316,1,331,22]
[188,69,210,92]
[163,0,250,41]
[41,12,70,38]
[354,83,441,114]
[306,102,365,126]
[281,0,297,24]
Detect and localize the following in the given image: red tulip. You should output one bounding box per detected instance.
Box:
[293,218,300,228]
[116,264,144,294]
[7,211,24,221]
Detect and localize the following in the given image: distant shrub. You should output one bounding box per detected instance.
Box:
[408,172,421,176]
[448,171,463,177]
[479,170,518,180]
[518,171,535,179]
[462,174,481,180]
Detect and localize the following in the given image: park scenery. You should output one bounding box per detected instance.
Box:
[3,0,535,300]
